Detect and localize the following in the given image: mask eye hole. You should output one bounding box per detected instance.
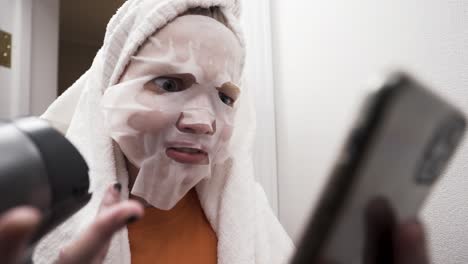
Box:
[146,74,196,94]
[219,92,234,107]
[216,82,240,107]
[151,77,186,92]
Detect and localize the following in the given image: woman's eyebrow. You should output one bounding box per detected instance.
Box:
[130,56,199,82]
[166,73,198,86]
[216,82,241,100]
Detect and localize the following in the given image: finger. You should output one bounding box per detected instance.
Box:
[0,207,41,264]
[394,219,430,264]
[98,183,122,213]
[363,197,396,264]
[74,183,123,263]
[58,200,143,264]
[316,256,342,264]
[93,183,127,261]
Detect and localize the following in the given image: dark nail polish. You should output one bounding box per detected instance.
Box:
[113,183,122,192]
[126,215,139,225]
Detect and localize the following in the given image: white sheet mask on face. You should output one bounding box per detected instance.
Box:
[101,15,244,210]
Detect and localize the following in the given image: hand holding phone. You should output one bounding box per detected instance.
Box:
[291,72,466,264]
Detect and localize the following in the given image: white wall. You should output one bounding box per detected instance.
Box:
[271,0,468,263]
[29,0,59,116]
[0,0,58,119]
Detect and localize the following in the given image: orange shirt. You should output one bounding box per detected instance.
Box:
[128,190,218,264]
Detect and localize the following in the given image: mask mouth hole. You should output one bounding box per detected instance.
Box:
[166,147,209,165]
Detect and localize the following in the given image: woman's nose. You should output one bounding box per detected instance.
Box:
[176,109,216,135]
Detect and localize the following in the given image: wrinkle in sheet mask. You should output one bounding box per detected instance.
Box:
[101,15,244,210]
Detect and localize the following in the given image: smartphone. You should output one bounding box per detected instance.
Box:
[291,72,466,264]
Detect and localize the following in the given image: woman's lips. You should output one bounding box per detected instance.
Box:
[165,147,209,164]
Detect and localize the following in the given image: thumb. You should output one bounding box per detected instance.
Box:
[0,207,41,264]
[58,183,144,264]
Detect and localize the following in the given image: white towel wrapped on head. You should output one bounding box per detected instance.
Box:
[34,0,295,263]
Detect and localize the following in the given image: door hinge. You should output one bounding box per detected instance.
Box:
[0,30,12,68]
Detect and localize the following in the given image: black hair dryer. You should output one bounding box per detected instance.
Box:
[0,117,91,262]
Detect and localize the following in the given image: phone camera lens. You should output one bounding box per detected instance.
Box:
[416,116,465,184]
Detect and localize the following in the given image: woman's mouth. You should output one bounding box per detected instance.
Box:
[165,147,209,164]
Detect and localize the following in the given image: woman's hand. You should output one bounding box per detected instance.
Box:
[0,206,41,264]
[319,198,431,264]
[362,198,430,264]
[0,183,143,264]
[56,183,144,264]
[391,219,429,264]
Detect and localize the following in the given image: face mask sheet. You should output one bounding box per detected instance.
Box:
[100,15,243,209]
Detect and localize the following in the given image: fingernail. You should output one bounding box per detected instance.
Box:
[113,183,122,193]
[126,215,140,225]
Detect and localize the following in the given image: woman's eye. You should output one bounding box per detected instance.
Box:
[152,77,185,92]
[219,92,234,106]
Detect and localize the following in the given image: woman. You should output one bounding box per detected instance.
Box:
[29,0,430,263]
[33,1,294,263]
